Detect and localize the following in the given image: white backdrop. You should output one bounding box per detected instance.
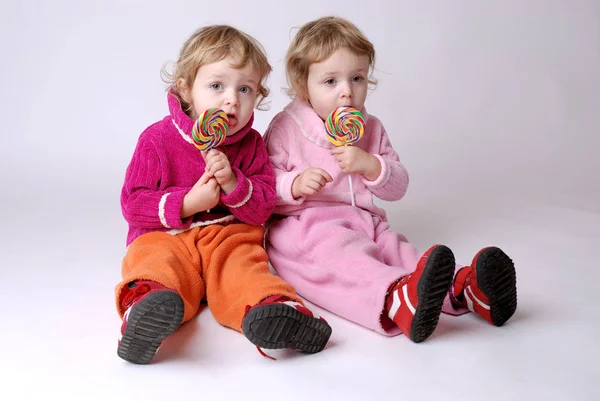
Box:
[2,0,599,218]
[1,1,598,400]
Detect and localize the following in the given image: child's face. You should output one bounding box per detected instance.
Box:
[306,48,369,120]
[181,57,261,135]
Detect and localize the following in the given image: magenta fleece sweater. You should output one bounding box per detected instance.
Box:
[121,92,276,246]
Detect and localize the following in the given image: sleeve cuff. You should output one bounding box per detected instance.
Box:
[278,171,305,205]
[221,167,252,208]
[362,154,390,189]
[160,189,193,229]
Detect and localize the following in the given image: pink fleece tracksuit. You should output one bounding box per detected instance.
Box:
[264,98,467,336]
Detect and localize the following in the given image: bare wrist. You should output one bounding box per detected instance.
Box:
[363,155,381,181]
[291,176,301,199]
[181,194,194,218]
[221,177,238,195]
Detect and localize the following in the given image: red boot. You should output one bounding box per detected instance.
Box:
[450,247,517,326]
[385,245,455,343]
[242,295,332,358]
[117,280,184,364]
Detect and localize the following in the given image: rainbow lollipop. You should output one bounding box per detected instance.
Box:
[325,106,365,146]
[192,108,229,151]
[325,107,365,207]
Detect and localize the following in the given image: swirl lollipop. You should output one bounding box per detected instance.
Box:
[193,108,228,213]
[325,107,365,147]
[192,108,229,151]
[325,107,365,207]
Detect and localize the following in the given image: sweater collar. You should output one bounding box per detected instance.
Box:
[167,90,254,147]
[283,97,370,148]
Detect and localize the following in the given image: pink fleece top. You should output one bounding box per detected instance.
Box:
[121,92,276,246]
[264,98,409,219]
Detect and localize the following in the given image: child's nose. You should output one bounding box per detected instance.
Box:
[224,89,239,106]
[340,82,352,98]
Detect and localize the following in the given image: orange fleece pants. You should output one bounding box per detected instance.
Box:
[115,223,301,332]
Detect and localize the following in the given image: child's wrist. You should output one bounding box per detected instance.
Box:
[291,176,301,199]
[363,155,381,181]
[181,194,196,218]
[221,176,238,195]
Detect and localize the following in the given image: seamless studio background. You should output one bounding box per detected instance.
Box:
[1,1,598,400]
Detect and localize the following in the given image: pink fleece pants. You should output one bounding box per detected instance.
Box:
[266,205,468,336]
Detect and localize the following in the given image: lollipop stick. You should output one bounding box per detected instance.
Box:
[348,174,355,207]
[343,144,356,207]
[193,109,229,214]
[324,107,365,208]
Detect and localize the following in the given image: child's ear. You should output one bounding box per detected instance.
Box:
[177,78,191,103]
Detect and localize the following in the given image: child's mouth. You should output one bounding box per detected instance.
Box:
[227,115,238,127]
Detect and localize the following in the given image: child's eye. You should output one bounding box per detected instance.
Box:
[210,83,224,90]
[324,78,336,86]
[239,86,252,94]
[352,76,364,83]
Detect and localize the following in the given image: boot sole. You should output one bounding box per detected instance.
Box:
[476,247,517,326]
[242,303,332,354]
[117,291,184,364]
[410,245,455,343]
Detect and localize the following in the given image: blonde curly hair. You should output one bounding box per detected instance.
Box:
[285,16,376,100]
[162,25,272,113]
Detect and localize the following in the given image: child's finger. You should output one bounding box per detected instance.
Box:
[317,169,333,182]
[306,181,322,191]
[303,187,317,196]
[211,161,226,173]
[207,178,219,190]
[204,152,217,164]
[314,175,328,187]
[198,172,211,185]
[206,149,222,160]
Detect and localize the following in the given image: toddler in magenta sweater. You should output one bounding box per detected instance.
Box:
[116,25,331,364]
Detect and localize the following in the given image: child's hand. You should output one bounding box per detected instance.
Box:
[203,149,238,195]
[181,172,221,218]
[292,168,333,199]
[330,147,381,181]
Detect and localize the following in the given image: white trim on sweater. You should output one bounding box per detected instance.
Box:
[225,179,253,208]
[166,215,237,236]
[172,119,194,145]
[158,193,171,228]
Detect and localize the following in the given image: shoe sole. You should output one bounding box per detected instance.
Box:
[117,291,184,364]
[476,247,517,326]
[242,303,332,354]
[410,245,455,343]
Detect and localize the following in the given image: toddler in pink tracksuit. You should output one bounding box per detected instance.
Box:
[264,16,518,342]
